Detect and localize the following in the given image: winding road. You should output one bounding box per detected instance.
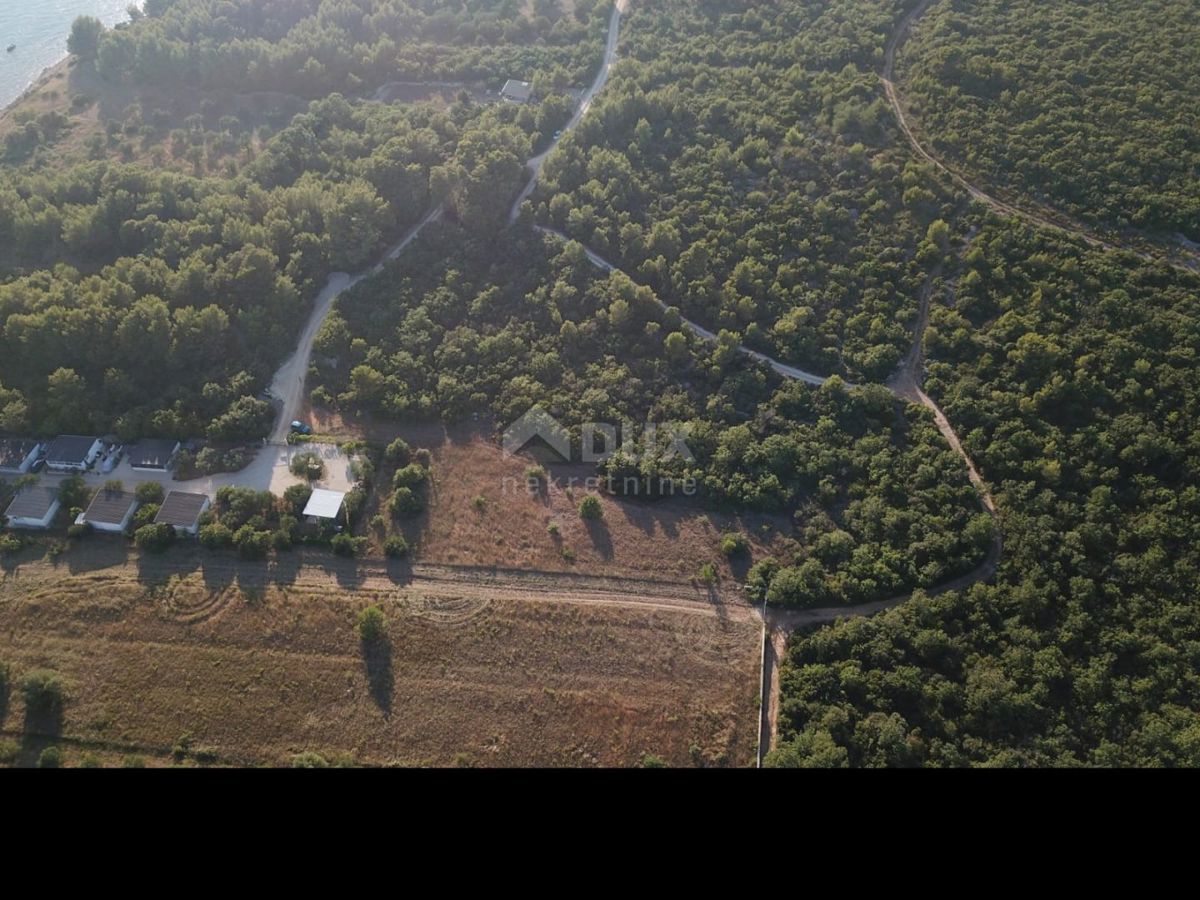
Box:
[260,0,1014,764]
[508,0,630,223]
[267,1,632,444]
[882,0,1199,275]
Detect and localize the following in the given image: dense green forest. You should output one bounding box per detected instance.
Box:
[898,0,1200,240]
[4,0,1200,765]
[83,0,611,94]
[532,0,960,382]
[0,96,475,438]
[0,1,579,440]
[315,222,990,606]
[769,220,1200,767]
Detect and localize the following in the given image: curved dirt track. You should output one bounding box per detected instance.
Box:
[882,0,1199,275]
[268,2,631,444]
[534,228,1002,763]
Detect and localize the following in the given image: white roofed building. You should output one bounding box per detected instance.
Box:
[303,489,346,524]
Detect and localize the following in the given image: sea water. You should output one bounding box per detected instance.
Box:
[0,0,137,110]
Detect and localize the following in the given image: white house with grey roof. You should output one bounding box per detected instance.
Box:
[500,79,533,103]
[4,486,60,530]
[44,435,104,472]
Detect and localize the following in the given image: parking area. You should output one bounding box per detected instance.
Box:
[34,441,357,498]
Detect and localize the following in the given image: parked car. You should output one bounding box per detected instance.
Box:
[100,444,124,473]
[290,421,312,436]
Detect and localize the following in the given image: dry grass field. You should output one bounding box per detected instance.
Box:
[0,547,762,768]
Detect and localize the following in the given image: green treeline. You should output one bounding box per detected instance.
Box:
[533,0,956,382]
[899,0,1200,239]
[0,92,547,439]
[88,0,612,94]
[315,222,990,607]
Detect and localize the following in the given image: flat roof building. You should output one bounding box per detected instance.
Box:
[4,486,60,530]
[302,489,346,523]
[80,489,139,533]
[0,439,42,475]
[45,435,104,472]
[154,491,210,536]
[128,439,181,471]
[500,79,533,103]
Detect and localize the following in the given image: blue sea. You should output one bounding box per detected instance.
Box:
[0,0,138,110]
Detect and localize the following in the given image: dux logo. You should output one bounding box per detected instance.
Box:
[502,406,694,464]
[502,406,572,461]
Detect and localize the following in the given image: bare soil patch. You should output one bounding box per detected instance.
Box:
[0,550,761,767]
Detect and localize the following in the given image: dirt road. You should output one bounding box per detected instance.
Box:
[266,3,634,446]
[508,0,630,224]
[881,0,1198,275]
[536,227,1002,763]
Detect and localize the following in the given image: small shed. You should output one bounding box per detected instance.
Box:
[4,486,60,530]
[0,439,42,475]
[128,439,181,471]
[80,489,139,533]
[154,491,211,536]
[302,489,346,524]
[45,435,104,472]
[500,79,533,103]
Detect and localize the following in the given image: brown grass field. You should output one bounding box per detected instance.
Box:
[0,546,762,768]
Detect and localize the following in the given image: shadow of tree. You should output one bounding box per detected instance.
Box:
[22,685,65,738]
[585,517,613,560]
[362,637,393,716]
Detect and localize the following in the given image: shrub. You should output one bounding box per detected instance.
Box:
[413,448,432,467]
[546,521,561,537]
[389,487,424,517]
[472,495,487,511]
[642,753,667,768]
[392,463,427,489]
[0,739,19,765]
[199,522,233,550]
[292,751,329,768]
[358,605,386,642]
[57,475,89,510]
[383,535,409,558]
[289,451,325,481]
[135,482,165,505]
[22,670,66,716]
[578,495,603,520]
[697,563,718,584]
[384,438,411,465]
[343,488,366,522]
[0,534,21,555]
[80,753,102,768]
[133,504,160,529]
[37,746,64,769]
[745,558,780,604]
[233,525,270,560]
[134,522,175,553]
[271,529,293,551]
[122,754,146,769]
[330,533,359,557]
[765,561,828,607]
[65,522,90,540]
[720,532,750,557]
[283,483,313,517]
